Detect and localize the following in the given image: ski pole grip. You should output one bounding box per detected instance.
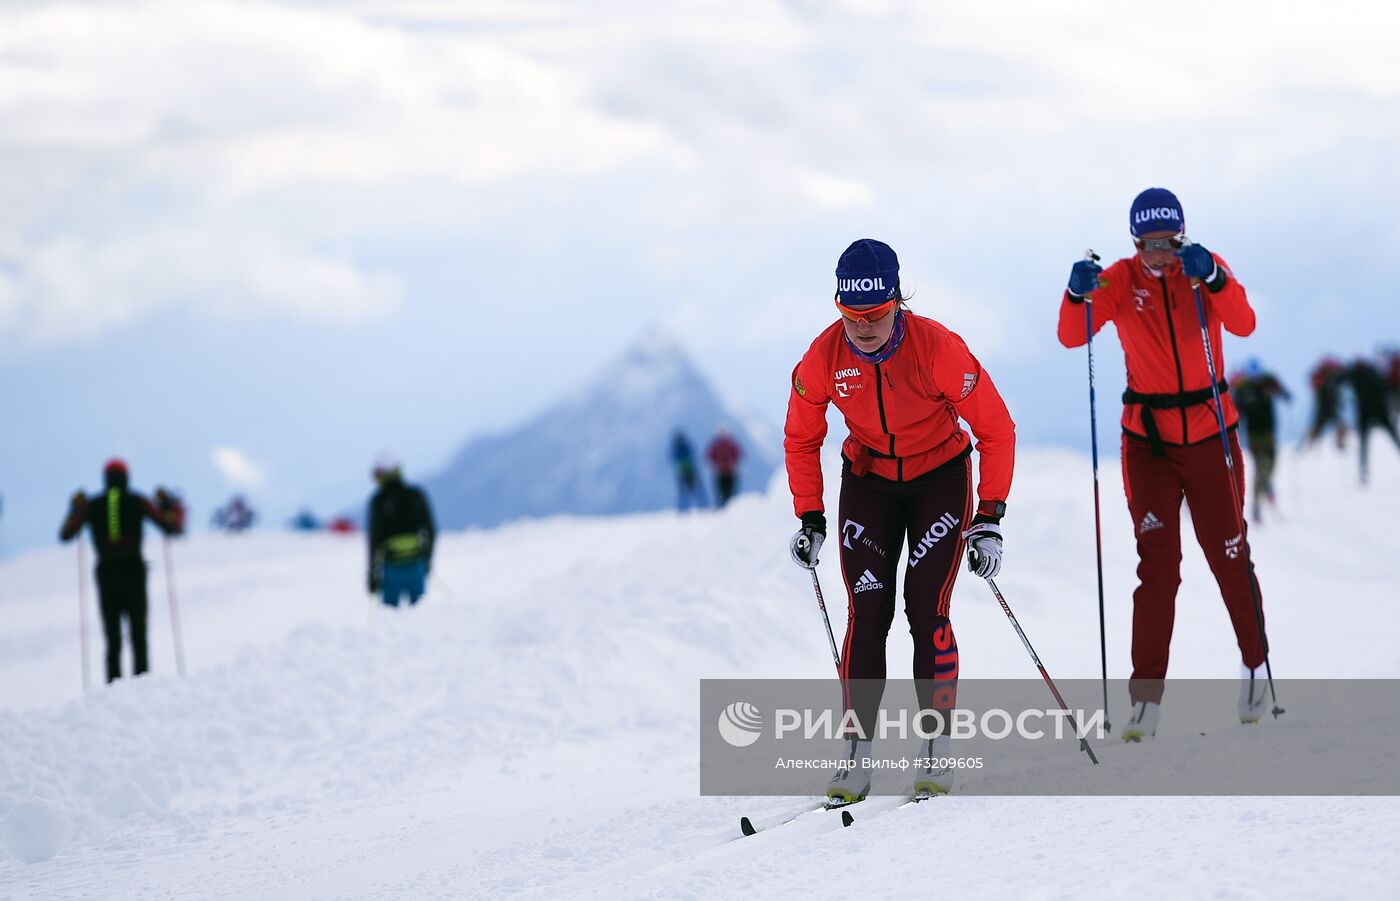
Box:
[1081,249,1105,294]
[1178,235,1202,288]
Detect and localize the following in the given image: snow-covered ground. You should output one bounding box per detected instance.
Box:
[2,443,1398,899]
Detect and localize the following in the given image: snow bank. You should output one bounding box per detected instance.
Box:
[0,445,1397,898]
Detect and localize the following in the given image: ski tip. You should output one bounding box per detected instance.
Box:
[841,810,854,827]
[739,816,757,837]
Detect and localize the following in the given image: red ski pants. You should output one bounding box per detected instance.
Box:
[1122,431,1267,704]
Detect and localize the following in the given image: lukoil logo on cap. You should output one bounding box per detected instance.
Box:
[1133,207,1181,228]
[837,277,889,294]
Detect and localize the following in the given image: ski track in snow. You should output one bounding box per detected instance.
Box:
[1,445,1398,899]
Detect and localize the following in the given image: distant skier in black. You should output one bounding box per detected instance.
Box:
[1230,358,1291,522]
[670,430,707,512]
[368,455,436,607]
[1382,346,1400,417]
[1303,356,1348,451]
[59,459,185,682]
[1342,357,1400,484]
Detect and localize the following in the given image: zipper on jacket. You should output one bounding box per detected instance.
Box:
[873,362,897,475]
[1158,275,1190,441]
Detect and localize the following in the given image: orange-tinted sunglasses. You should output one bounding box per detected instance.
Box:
[835,297,898,324]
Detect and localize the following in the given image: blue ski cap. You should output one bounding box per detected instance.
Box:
[1130,187,1185,237]
[835,239,899,307]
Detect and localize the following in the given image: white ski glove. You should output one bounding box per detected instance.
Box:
[962,517,1003,579]
[789,512,826,570]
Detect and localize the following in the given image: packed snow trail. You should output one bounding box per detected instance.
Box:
[2,446,1399,898]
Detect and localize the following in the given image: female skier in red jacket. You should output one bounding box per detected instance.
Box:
[784,238,1016,804]
[1059,187,1271,741]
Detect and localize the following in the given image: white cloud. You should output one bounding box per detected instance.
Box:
[3,232,400,344]
[0,268,17,334]
[0,0,1398,347]
[212,447,265,488]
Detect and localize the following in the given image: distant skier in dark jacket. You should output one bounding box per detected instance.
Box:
[1342,357,1400,484]
[1382,347,1400,417]
[670,430,707,512]
[59,459,184,682]
[368,456,436,607]
[705,427,744,508]
[1230,359,1291,522]
[1304,356,1348,450]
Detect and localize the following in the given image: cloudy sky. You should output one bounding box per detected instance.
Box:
[3,0,1399,553]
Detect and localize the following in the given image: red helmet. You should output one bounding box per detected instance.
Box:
[103,458,128,477]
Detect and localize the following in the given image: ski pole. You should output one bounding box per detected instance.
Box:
[1184,240,1282,717]
[808,568,842,674]
[796,536,842,673]
[162,536,188,678]
[1082,248,1111,730]
[77,541,91,692]
[973,550,1099,765]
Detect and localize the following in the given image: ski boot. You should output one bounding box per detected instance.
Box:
[1239,663,1271,724]
[826,738,872,807]
[1121,700,1161,742]
[913,734,954,798]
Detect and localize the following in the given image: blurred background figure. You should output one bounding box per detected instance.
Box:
[59,459,185,682]
[1342,356,1400,485]
[1304,356,1348,451]
[289,508,321,531]
[212,495,256,532]
[1380,345,1400,417]
[705,427,744,509]
[367,455,436,608]
[326,515,357,534]
[1230,358,1291,523]
[669,429,707,512]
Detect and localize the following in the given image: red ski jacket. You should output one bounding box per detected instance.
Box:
[706,434,742,475]
[784,312,1015,518]
[1057,252,1254,448]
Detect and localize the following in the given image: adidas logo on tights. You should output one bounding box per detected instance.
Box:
[854,569,884,593]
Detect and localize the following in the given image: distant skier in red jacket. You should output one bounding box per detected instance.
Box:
[1059,187,1271,740]
[705,428,743,508]
[785,238,1016,805]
